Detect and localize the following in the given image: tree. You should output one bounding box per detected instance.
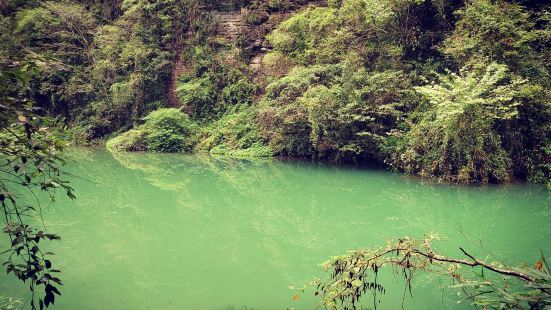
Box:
[14,1,97,118]
[1,59,73,309]
[394,62,527,183]
[309,236,550,309]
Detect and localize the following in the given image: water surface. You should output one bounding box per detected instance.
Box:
[1,148,549,309]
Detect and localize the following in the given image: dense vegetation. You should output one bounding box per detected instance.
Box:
[1,0,549,185]
[1,1,549,308]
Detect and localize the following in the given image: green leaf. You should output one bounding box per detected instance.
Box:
[540,249,550,274]
[44,292,53,307]
[46,284,61,296]
[11,236,23,247]
[67,191,76,200]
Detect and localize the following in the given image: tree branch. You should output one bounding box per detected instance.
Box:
[412,248,534,282]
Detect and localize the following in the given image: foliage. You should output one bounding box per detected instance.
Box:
[443,0,548,80]
[172,34,265,156]
[177,75,216,120]
[209,144,272,157]
[258,65,334,157]
[176,44,256,122]
[439,0,551,184]
[416,63,524,122]
[12,1,96,119]
[0,296,22,310]
[258,0,550,184]
[142,108,198,152]
[105,129,147,152]
[258,0,454,165]
[310,236,551,309]
[107,108,198,153]
[265,0,452,67]
[2,0,199,140]
[113,2,262,154]
[196,106,272,157]
[2,0,550,184]
[258,64,413,162]
[266,7,338,64]
[393,63,527,183]
[1,60,72,309]
[262,51,295,77]
[81,0,189,138]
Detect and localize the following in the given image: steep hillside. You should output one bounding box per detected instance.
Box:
[1,0,549,185]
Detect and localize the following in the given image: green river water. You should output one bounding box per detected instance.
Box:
[1,148,550,309]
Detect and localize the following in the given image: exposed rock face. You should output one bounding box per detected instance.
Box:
[209,0,327,64]
[242,11,295,75]
[202,0,246,11]
[213,10,246,41]
[168,0,327,107]
[240,1,327,75]
[249,53,263,71]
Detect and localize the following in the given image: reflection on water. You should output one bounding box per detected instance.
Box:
[1,148,549,309]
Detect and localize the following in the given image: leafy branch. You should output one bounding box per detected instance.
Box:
[309,236,550,309]
[1,59,74,309]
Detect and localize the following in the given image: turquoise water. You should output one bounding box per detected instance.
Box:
[1,148,549,309]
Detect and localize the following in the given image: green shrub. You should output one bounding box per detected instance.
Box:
[142,108,198,152]
[177,43,257,122]
[434,0,551,184]
[177,76,216,120]
[267,0,292,11]
[397,106,513,183]
[196,107,272,157]
[220,78,256,106]
[210,143,273,157]
[72,0,194,139]
[263,51,295,76]
[443,0,545,79]
[15,7,55,43]
[265,0,433,66]
[525,144,551,186]
[258,0,446,161]
[258,65,339,157]
[245,9,269,25]
[109,82,133,109]
[107,108,198,153]
[106,129,147,152]
[267,7,337,63]
[258,64,413,161]
[393,63,525,183]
